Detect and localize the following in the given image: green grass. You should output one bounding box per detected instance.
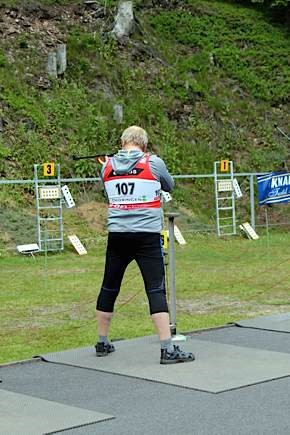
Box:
[1,231,290,364]
[149,0,290,102]
[0,0,289,184]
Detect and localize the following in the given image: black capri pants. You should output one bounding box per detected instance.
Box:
[96,232,169,315]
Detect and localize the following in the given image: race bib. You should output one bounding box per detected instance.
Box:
[105,178,161,208]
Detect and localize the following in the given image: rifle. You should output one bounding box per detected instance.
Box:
[72,153,115,164]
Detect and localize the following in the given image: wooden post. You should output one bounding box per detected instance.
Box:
[57,44,67,75]
[113,104,123,124]
[47,51,57,78]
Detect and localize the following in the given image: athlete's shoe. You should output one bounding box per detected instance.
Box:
[160,345,195,364]
[95,342,115,357]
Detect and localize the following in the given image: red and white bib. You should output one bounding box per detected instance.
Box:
[103,155,161,210]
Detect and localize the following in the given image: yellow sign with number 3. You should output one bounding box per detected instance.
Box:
[43,162,55,176]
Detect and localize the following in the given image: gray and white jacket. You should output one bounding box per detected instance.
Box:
[101,150,174,233]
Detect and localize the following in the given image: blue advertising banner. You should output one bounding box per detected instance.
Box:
[257,172,290,205]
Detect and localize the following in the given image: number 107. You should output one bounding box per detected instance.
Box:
[116,182,135,195]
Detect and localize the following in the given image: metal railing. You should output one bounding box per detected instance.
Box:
[1,171,289,233]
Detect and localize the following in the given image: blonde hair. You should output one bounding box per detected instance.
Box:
[121,125,148,149]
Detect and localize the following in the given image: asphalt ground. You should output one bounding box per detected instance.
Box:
[1,325,290,435]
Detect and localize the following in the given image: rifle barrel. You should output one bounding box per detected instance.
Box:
[72,153,114,160]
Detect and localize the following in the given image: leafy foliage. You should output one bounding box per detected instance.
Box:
[0,0,289,188]
[250,0,290,6]
[149,2,290,102]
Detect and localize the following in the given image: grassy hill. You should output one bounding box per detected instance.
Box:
[0,0,289,243]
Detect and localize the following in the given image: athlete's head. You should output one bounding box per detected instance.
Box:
[121,126,148,152]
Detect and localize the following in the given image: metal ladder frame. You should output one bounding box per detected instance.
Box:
[214,160,236,236]
[34,164,64,252]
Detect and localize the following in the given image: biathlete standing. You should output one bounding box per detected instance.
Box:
[95,125,195,364]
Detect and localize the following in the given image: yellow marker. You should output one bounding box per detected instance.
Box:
[220,160,229,172]
[43,162,55,176]
[160,230,168,249]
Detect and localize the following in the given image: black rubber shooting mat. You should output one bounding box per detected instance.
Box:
[41,335,290,393]
[235,312,290,332]
[192,325,290,354]
[0,389,113,435]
